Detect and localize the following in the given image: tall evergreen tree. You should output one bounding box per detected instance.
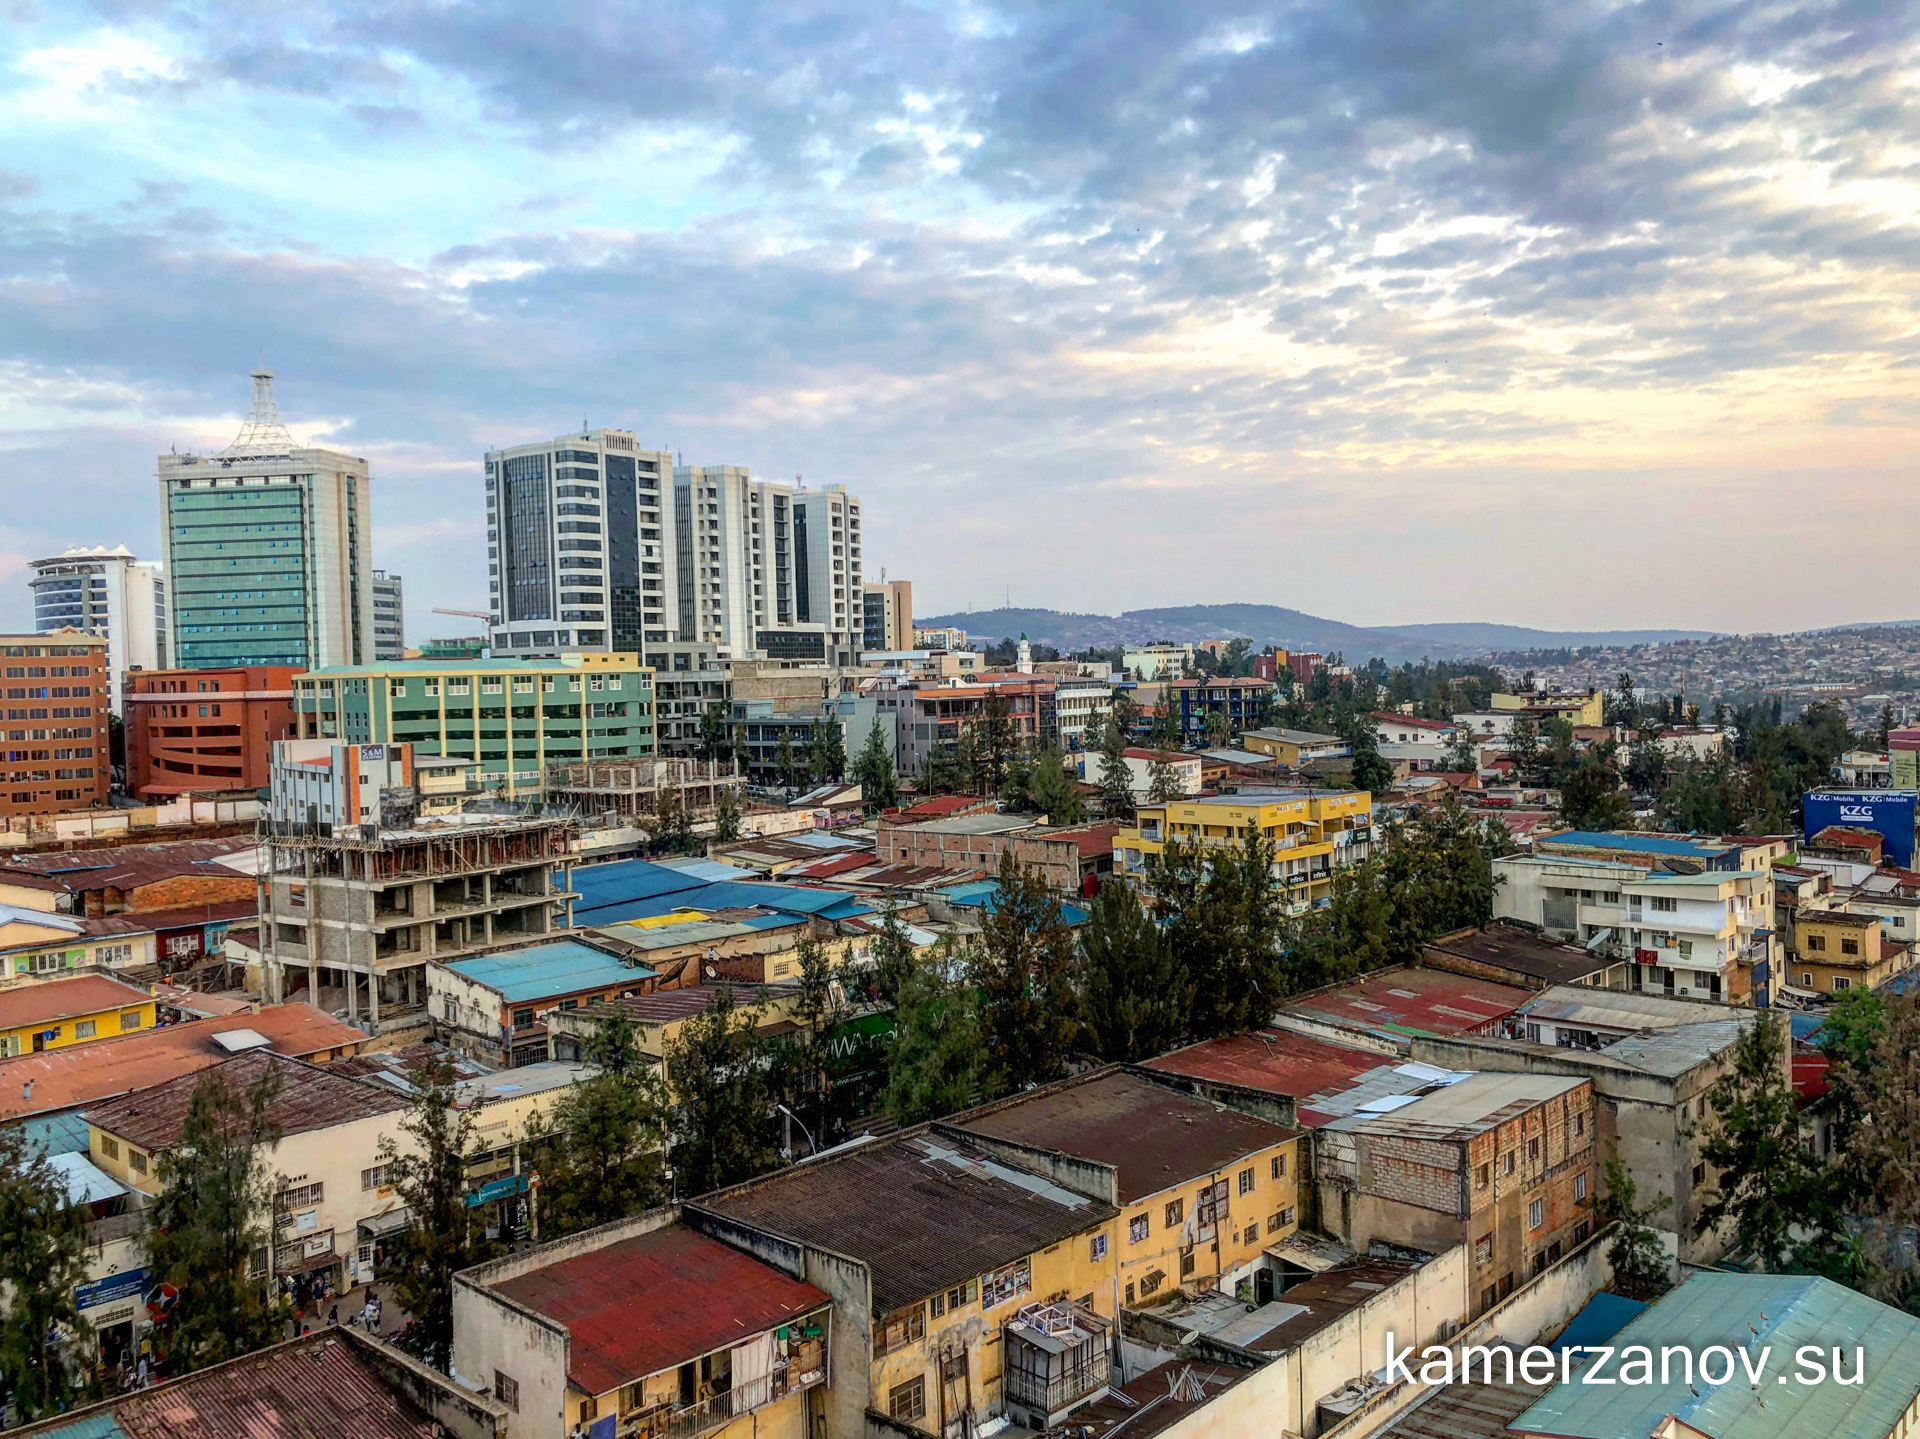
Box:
[145,1060,291,1373]
[713,785,742,842]
[1560,759,1634,830]
[1096,715,1135,821]
[1027,745,1087,824]
[1588,1152,1673,1302]
[851,722,899,812]
[537,1013,669,1236]
[971,853,1080,1092]
[868,908,918,1008]
[650,784,694,854]
[776,730,799,792]
[0,1129,98,1418]
[1147,831,1285,1039]
[665,986,778,1196]
[1079,880,1183,1061]
[974,695,1016,793]
[379,1054,493,1372]
[1693,1013,1818,1270]
[1146,748,1185,803]
[884,941,985,1125]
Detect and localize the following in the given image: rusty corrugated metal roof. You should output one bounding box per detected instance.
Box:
[84,1050,407,1151]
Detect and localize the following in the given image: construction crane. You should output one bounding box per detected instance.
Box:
[432,608,493,622]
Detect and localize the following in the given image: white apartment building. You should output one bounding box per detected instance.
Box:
[673,469,862,666]
[1055,673,1114,749]
[487,429,676,659]
[371,569,404,661]
[27,544,167,713]
[1494,854,1776,1003]
[1123,643,1193,681]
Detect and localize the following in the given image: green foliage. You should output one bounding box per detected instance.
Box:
[884,950,987,1126]
[971,853,1081,1092]
[808,719,847,785]
[997,744,1035,812]
[868,909,918,1008]
[665,986,779,1196]
[650,784,695,854]
[1693,1014,1819,1271]
[1079,880,1183,1062]
[972,695,1016,793]
[1097,715,1135,821]
[1027,745,1087,823]
[1560,760,1635,831]
[145,1062,292,1373]
[776,730,799,791]
[1146,748,1185,803]
[1624,738,1668,793]
[379,1055,494,1372]
[851,722,899,812]
[1587,1152,1672,1302]
[537,1013,669,1237]
[697,707,736,766]
[770,934,845,1150]
[0,1128,98,1417]
[1657,751,1786,835]
[713,785,742,843]
[1146,832,1285,1040]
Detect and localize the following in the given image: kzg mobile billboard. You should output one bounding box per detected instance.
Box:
[1803,789,1917,868]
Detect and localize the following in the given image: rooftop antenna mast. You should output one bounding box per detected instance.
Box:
[218,365,297,456]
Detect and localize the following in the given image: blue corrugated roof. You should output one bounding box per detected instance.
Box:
[572,859,711,907]
[1540,831,1731,856]
[7,1109,94,1157]
[443,940,657,1004]
[1512,1272,1920,1439]
[939,881,1088,926]
[30,1414,127,1439]
[1552,1290,1647,1353]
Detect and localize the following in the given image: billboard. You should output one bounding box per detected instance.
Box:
[1803,789,1917,868]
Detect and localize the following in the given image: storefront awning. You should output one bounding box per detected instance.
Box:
[358,1207,412,1237]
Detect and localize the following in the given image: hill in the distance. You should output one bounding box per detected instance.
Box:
[917,604,1722,664]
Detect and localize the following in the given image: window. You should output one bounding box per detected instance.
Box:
[1089,1233,1108,1261]
[1129,1214,1150,1244]
[1140,1269,1165,1297]
[1528,1137,1540,1163]
[1477,1163,1491,1189]
[1833,976,1852,991]
[1841,938,1860,956]
[129,1150,148,1175]
[1574,1172,1588,1202]
[1277,1205,1295,1227]
[1271,1154,1287,1179]
[98,1136,119,1161]
[1126,1282,1136,1306]
[982,1259,1031,1309]
[1650,896,1677,913]
[1238,1224,1255,1245]
[929,1292,945,1319]
[1692,1162,1706,1186]
[888,1377,926,1422]
[1529,1199,1544,1230]
[362,1164,391,1191]
[1164,1197,1184,1228]
[118,1010,143,1031]
[873,1303,926,1357]
[1179,1249,1195,1277]
[1237,1166,1255,1196]
[494,1371,519,1412]
[946,1280,975,1312]
[1267,1211,1284,1233]
[1503,1151,1515,1175]
[74,1019,95,1038]
[1573,1112,1584,1138]
[1474,1234,1492,1264]
[1805,934,1826,952]
[276,1181,325,1211]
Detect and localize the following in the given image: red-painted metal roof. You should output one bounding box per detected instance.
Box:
[489,1224,829,1396]
[1145,1030,1394,1123]
[1282,968,1530,1040]
[784,852,875,880]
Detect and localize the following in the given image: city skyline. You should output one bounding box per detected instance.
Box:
[1,2,1915,636]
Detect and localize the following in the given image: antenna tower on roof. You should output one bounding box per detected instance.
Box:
[218,367,297,457]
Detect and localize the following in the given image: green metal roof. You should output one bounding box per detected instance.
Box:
[1511,1271,1920,1439]
[298,657,652,676]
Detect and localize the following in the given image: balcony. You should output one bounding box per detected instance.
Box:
[1002,1301,1111,1429]
[621,1337,828,1439]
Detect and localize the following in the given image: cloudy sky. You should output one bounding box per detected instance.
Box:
[3,0,1916,641]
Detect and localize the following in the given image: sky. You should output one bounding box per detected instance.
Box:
[1,0,1916,642]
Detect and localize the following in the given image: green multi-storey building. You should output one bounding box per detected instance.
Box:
[293,653,654,797]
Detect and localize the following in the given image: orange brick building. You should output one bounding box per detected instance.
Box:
[124,665,298,798]
[0,631,109,817]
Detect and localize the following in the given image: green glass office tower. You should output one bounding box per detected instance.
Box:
[158,370,374,670]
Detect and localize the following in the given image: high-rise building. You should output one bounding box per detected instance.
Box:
[371,570,405,660]
[861,577,912,653]
[674,468,862,666]
[27,544,167,713]
[0,630,109,815]
[157,370,374,672]
[123,665,299,799]
[486,429,676,660]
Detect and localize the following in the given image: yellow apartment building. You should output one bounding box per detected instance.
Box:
[0,974,154,1057]
[951,1068,1305,1309]
[1788,908,1913,997]
[1114,790,1374,911]
[697,1126,1125,1436]
[1491,689,1606,727]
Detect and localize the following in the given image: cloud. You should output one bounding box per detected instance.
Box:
[0,0,1913,635]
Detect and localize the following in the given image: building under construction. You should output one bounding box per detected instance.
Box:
[257,813,577,1034]
[545,756,746,824]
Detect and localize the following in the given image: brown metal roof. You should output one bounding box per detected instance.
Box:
[1240,1257,1421,1353]
[1376,1351,1549,1439]
[697,1129,1119,1315]
[0,974,152,1033]
[951,1068,1300,1204]
[1424,925,1617,987]
[0,837,254,892]
[1072,1360,1255,1439]
[12,1331,446,1439]
[584,981,800,1026]
[85,1049,407,1151]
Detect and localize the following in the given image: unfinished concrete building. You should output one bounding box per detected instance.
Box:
[258,814,578,1034]
[544,756,746,825]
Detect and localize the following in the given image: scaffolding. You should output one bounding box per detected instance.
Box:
[544,757,746,820]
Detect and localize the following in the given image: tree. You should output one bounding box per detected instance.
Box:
[1442,727,1479,774]
[1349,740,1394,796]
[1812,992,1920,1303]
[1608,670,1640,730]
[1026,745,1086,824]
[650,784,694,854]
[868,908,918,1008]
[776,730,799,792]
[1560,760,1634,830]
[1693,1013,1818,1271]
[1508,718,1542,777]
[773,935,844,1152]
[1096,715,1134,821]
[1587,1152,1672,1302]
[1203,708,1233,749]
[697,707,735,766]
[1875,702,1896,749]
[974,695,1016,793]
[972,853,1081,1092]
[145,1061,292,1373]
[1146,831,1285,1041]
[665,986,778,1196]
[851,722,898,813]
[1079,880,1183,1061]
[1146,748,1185,803]
[0,1129,97,1418]
[537,1013,669,1236]
[885,952,986,1125]
[713,785,742,843]
[1624,737,1668,794]
[997,743,1035,812]
[379,1054,493,1372]
[807,719,846,785]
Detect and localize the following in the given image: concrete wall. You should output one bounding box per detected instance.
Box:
[452,1206,682,1439]
[342,1328,511,1439]
[929,1123,1120,1205]
[1130,1067,1300,1131]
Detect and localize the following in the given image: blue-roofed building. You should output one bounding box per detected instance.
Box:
[1510,1271,1920,1439]
[933,880,1089,927]
[1534,829,1749,869]
[427,939,658,1067]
